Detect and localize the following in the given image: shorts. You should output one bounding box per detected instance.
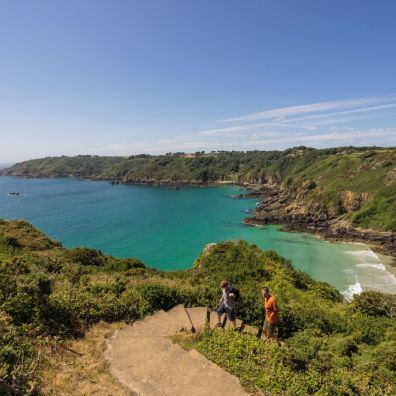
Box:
[217,302,236,322]
[263,319,279,338]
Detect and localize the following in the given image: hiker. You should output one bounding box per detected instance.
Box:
[261,287,280,343]
[216,280,238,329]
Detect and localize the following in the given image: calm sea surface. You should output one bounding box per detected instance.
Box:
[1,176,395,296]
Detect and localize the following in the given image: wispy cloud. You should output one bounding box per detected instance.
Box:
[197,122,317,136]
[286,103,396,124]
[244,127,396,146]
[98,95,396,155]
[220,95,396,123]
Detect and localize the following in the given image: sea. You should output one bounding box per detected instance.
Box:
[1,176,395,297]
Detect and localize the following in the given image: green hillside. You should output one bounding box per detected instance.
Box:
[2,147,396,231]
[0,220,395,395]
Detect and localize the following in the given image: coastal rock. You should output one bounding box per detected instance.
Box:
[339,191,369,213]
[247,184,396,258]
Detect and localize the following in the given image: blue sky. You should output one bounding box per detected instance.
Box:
[1,0,396,162]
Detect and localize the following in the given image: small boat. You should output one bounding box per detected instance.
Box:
[8,192,20,196]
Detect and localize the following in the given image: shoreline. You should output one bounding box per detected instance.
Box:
[244,217,396,265]
[242,181,396,261]
[378,253,396,277]
[2,173,395,262]
[1,174,396,294]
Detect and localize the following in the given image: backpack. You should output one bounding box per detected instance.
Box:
[229,286,241,302]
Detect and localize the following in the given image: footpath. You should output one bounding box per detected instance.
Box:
[105,304,261,396]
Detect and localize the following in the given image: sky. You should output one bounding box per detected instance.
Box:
[1,0,396,163]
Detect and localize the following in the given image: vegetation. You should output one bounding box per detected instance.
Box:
[2,146,396,231]
[0,219,395,394]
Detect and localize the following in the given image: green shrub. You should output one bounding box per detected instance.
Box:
[104,258,146,272]
[136,284,184,312]
[2,272,52,327]
[352,291,396,318]
[66,247,107,266]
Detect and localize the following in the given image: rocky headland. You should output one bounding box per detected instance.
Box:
[244,183,396,260]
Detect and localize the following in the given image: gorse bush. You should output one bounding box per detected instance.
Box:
[65,247,107,267]
[352,290,396,318]
[0,220,395,395]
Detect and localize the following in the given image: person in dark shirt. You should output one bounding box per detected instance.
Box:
[216,280,237,328]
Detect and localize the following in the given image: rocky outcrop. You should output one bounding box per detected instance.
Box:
[245,184,396,258]
[339,191,369,213]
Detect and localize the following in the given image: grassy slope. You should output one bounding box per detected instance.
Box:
[2,156,125,178]
[286,149,396,230]
[0,220,395,395]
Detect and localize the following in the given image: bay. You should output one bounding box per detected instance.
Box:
[1,176,395,296]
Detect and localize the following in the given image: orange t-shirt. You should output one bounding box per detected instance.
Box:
[264,295,279,324]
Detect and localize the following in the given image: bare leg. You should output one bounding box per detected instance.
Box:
[263,326,269,340]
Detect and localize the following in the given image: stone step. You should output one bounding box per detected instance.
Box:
[223,317,243,330]
[243,324,260,337]
[209,311,221,329]
[185,307,208,331]
[165,304,193,331]
[141,309,190,336]
[122,321,171,338]
[210,311,245,330]
[105,305,252,395]
[107,335,195,395]
[107,332,249,395]
[143,310,179,332]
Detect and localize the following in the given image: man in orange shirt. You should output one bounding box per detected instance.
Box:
[262,287,280,342]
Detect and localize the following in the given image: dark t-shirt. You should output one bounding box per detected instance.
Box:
[222,286,236,309]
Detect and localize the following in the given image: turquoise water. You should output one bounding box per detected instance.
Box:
[1,176,395,295]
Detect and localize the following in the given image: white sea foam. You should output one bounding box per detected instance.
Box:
[356,263,386,270]
[345,248,396,294]
[342,281,363,300]
[345,250,380,259]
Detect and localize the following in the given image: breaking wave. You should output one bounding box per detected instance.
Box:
[342,281,363,300]
[345,249,396,294]
[345,250,380,259]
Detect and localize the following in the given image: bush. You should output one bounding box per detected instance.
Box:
[136,284,184,312]
[104,258,146,272]
[2,272,52,327]
[0,311,41,394]
[66,247,107,266]
[352,291,396,318]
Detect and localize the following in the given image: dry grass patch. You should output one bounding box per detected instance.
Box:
[40,322,132,395]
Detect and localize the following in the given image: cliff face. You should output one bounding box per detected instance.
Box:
[245,183,396,257]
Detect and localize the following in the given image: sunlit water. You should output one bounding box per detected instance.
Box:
[1,176,395,296]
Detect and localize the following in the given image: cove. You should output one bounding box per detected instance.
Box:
[1,176,395,297]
